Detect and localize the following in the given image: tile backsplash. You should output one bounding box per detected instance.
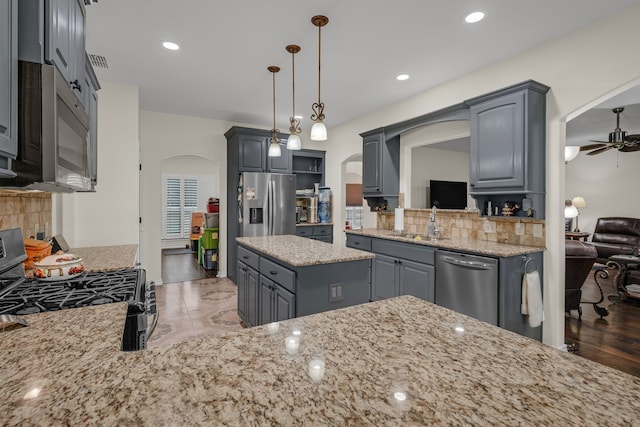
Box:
[0,191,52,238]
[377,208,546,248]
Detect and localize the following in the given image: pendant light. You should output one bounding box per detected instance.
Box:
[310,15,328,141]
[267,66,282,157]
[286,44,302,150]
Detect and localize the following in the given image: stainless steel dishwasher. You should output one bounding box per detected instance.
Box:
[435,250,499,325]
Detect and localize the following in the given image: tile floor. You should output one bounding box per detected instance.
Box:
[147,277,244,349]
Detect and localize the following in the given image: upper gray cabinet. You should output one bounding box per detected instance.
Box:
[19,0,88,108]
[85,53,100,188]
[466,81,549,194]
[361,130,400,211]
[267,139,292,174]
[0,0,18,177]
[226,127,292,173]
[47,0,86,107]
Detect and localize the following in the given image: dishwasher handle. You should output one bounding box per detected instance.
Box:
[440,255,495,270]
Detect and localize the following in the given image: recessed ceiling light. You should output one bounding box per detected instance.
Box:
[396,74,410,81]
[162,41,180,51]
[465,11,485,23]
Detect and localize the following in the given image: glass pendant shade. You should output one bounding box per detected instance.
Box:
[310,121,327,141]
[287,133,301,150]
[268,140,282,157]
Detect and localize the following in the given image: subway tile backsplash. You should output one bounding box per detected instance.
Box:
[377,208,546,248]
[0,191,52,238]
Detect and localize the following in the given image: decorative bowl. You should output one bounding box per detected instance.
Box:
[33,254,84,281]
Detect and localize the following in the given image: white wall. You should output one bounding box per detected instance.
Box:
[566,151,640,234]
[58,82,140,249]
[139,111,237,283]
[410,147,471,209]
[322,4,640,348]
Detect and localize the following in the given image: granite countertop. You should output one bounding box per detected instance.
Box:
[296,222,333,227]
[348,228,544,257]
[2,296,640,425]
[236,235,374,267]
[24,244,138,277]
[69,244,138,271]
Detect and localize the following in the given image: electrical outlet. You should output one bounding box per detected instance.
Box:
[328,283,344,302]
[515,222,524,236]
[483,221,496,234]
[533,224,543,238]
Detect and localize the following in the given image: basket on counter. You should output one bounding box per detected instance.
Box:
[23,238,52,269]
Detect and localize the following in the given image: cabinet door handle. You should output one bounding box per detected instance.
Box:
[70,79,82,92]
[243,256,249,259]
[354,241,360,245]
[269,271,278,275]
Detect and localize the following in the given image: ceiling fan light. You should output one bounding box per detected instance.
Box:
[287,133,301,150]
[268,140,282,157]
[310,121,327,141]
[564,146,580,162]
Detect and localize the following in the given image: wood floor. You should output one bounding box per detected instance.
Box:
[564,266,640,378]
[156,253,640,378]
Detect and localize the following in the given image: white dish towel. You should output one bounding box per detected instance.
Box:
[521,270,544,328]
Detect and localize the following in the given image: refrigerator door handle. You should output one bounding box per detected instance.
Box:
[268,180,274,235]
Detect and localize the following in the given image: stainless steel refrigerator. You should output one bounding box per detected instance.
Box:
[240,172,296,237]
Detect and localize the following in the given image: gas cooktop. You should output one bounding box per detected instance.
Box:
[0,269,146,316]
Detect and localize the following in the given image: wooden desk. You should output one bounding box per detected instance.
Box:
[565,231,590,241]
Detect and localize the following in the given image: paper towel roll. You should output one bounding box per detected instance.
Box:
[394,208,404,231]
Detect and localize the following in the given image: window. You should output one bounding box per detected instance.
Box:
[162,175,215,239]
[345,183,363,230]
[345,206,363,230]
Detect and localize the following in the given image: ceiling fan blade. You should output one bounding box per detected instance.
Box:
[586,145,615,156]
[624,134,640,142]
[588,139,610,144]
[580,143,607,151]
[619,144,640,152]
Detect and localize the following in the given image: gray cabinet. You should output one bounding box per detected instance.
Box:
[239,133,267,172]
[361,130,400,211]
[347,235,435,303]
[267,139,292,173]
[466,81,549,218]
[259,276,296,325]
[237,261,260,327]
[0,0,18,176]
[226,127,292,173]
[237,245,296,327]
[296,224,333,243]
[84,53,100,189]
[371,253,435,302]
[291,149,325,191]
[46,0,86,107]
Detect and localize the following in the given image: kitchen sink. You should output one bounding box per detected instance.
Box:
[396,232,449,242]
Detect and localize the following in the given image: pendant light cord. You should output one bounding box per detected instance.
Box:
[317,25,321,104]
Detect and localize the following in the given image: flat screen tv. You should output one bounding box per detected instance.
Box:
[429,180,467,209]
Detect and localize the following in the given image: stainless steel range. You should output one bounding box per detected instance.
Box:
[0,228,157,351]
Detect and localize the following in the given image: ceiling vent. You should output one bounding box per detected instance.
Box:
[89,54,109,69]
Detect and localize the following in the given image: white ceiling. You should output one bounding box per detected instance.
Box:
[85,0,640,135]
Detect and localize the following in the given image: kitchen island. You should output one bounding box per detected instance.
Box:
[236,235,373,326]
[2,296,639,425]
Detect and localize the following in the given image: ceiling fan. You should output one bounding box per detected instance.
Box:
[579,107,640,155]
